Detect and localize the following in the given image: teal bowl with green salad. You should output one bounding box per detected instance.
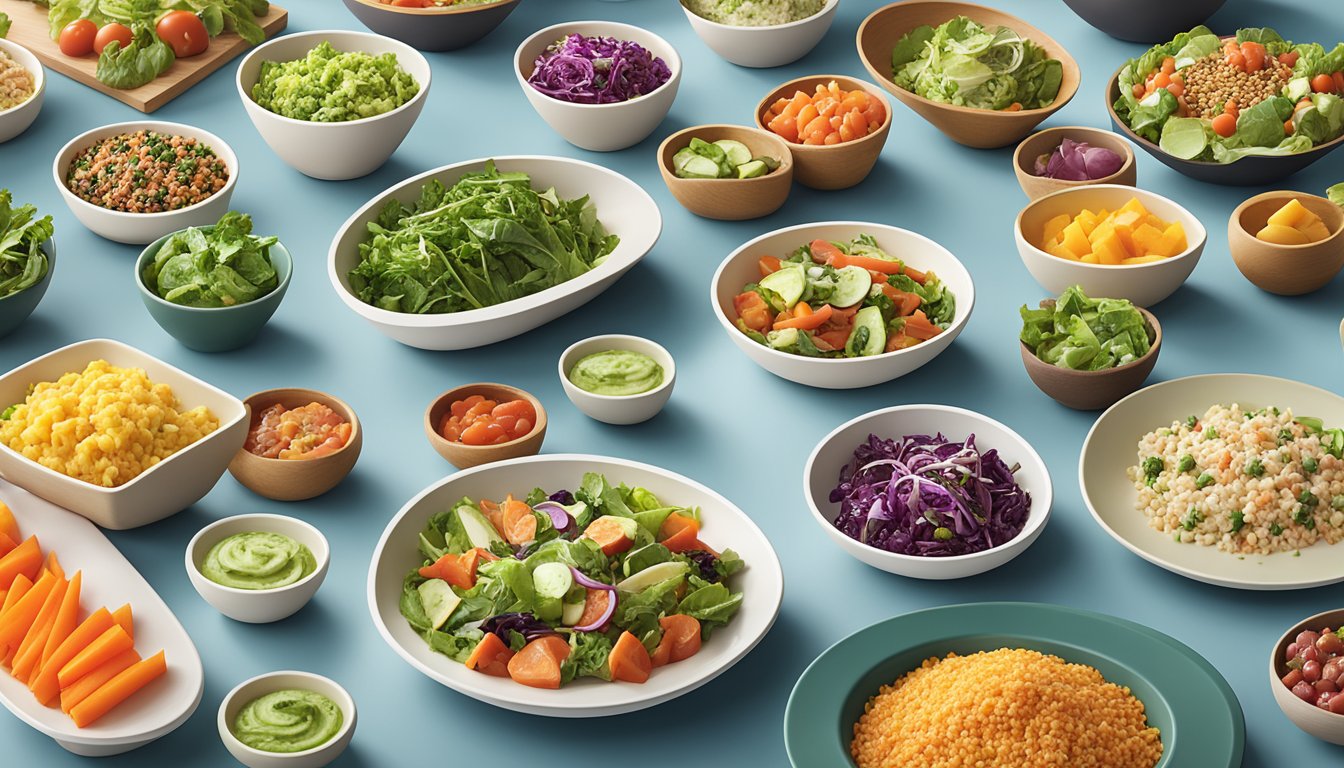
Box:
[0,191,55,340]
[135,212,292,353]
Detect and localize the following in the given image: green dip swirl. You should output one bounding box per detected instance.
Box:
[232,689,343,753]
[568,350,664,396]
[203,532,315,590]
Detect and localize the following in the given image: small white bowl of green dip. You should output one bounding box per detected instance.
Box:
[218,670,355,768]
[186,513,330,624]
[559,334,676,425]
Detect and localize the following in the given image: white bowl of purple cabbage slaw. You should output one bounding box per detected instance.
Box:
[514,21,682,152]
[804,404,1053,579]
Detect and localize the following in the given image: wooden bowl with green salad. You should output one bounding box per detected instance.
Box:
[657,124,793,221]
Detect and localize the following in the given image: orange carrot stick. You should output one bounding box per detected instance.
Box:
[44,552,63,581]
[60,648,141,714]
[111,604,132,642]
[31,608,113,705]
[0,536,41,592]
[0,570,56,653]
[70,650,166,728]
[58,625,133,688]
[40,571,81,675]
[11,577,66,681]
[0,573,33,662]
[0,502,19,544]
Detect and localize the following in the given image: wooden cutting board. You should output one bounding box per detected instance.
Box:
[0,1,287,112]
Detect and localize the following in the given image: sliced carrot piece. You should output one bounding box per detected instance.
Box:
[650,634,673,667]
[902,310,943,341]
[0,531,16,558]
[111,604,133,641]
[59,625,134,688]
[478,499,506,539]
[658,513,699,541]
[582,517,635,556]
[418,551,475,589]
[44,552,63,581]
[0,502,19,544]
[0,572,32,661]
[773,303,833,331]
[61,648,141,714]
[464,632,514,677]
[31,608,113,706]
[661,526,700,554]
[757,255,782,277]
[507,636,569,689]
[575,588,612,629]
[609,630,652,684]
[39,571,81,678]
[70,650,166,729]
[0,570,56,653]
[501,496,537,546]
[658,615,702,663]
[11,577,66,681]
[0,536,41,591]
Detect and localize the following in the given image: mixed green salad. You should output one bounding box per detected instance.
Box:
[732,234,955,358]
[400,474,744,689]
[1020,285,1152,371]
[891,16,1063,111]
[0,190,53,301]
[253,41,418,122]
[141,211,279,308]
[1114,26,1344,163]
[349,161,619,315]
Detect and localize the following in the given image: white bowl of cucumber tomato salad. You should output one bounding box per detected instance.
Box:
[365,454,784,717]
[710,222,975,389]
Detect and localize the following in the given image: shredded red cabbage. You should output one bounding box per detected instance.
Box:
[480,612,555,643]
[829,432,1031,557]
[548,489,576,505]
[527,34,671,105]
[1033,138,1123,181]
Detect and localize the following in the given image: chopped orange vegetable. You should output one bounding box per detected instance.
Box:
[440,397,536,445]
[575,589,612,630]
[0,531,15,558]
[661,526,700,554]
[61,648,141,714]
[112,604,133,641]
[40,571,81,674]
[658,513,699,541]
[763,82,884,146]
[43,552,63,581]
[59,624,134,688]
[582,516,636,556]
[0,502,18,544]
[501,496,537,546]
[31,608,114,706]
[654,615,702,664]
[507,635,570,689]
[70,650,166,728]
[609,631,652,684]
[773,303,834,331]
[418,549,493,590]
[11,577,66,681]
[0,570,56,652]
[464,633,513,677]
[0,536,41,591]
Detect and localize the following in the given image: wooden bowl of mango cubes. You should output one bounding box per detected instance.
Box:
[1014,184,1207,307]
[1228,191,1344,296]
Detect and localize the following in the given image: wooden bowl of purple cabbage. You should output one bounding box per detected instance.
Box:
[1013,126,1136,201]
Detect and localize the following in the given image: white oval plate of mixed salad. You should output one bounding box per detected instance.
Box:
[1082,374,1344,590]
[327,156,661,350]
[365,454,783,717]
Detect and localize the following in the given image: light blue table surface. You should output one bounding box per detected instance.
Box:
[3,0,1343,765]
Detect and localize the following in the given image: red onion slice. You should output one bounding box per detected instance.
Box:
[570,566,615,591]
[572,588,617,632]
[533,501,571,531]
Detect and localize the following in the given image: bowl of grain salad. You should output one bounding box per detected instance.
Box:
[52,121,238,245]
[0,39,43,144]
[0,338,247,529]
[679,0,838,69]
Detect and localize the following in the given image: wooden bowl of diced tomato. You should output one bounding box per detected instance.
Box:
[425,383,547,470]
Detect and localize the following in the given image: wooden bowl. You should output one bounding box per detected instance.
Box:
[1020,305,1162,411]
[228,388,362,501]
[1012,126,1136,201]
[752,75,891,190]
[425,383,547,470]
[1106,66,1344,186]
[1228,191,1344,296]
[341,0,521,51]
[856,1,1080,149]
[657,125,793,220]
[1062,0,1226,43]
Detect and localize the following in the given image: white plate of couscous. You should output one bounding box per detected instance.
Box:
[1081,373,1344,590]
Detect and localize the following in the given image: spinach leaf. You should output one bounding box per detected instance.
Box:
[0,190,53,300]
[141,211,279,308]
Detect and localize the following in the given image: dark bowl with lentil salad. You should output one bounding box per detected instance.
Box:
[52,121,239,245]
[1105,37,1344,186]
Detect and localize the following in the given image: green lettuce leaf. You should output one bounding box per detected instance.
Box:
[95,23,174,90]
[0,190,53,300]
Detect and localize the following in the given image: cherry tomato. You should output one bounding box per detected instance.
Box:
[156,10,209,58]
[1211,112,1237,138]
[93,23,133,55]
[1312,73,1336,93]
[58,19,97,57]
[1278,51,1300,67]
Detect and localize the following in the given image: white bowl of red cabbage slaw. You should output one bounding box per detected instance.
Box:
[804,404,1052,579]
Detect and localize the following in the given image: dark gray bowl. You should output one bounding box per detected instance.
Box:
[1064,0,1226,43]
[0,238,54,339]
[341,0,521,52]
[1106,68,1344,185]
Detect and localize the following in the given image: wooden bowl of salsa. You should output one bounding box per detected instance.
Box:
[228,388,362,501]
[424,383,547,470]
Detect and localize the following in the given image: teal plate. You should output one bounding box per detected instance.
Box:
[784,602,1244,768]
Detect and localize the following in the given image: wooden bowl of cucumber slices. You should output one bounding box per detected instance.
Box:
[658,124,794,221]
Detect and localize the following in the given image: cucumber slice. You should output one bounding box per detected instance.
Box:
[690,138,733,177]
[758,264,806,309]
[417,578,461,631]
[679,155,724,179]
[622,543,672,578]
[846,306,887,357]
[457,503,504,549]
[672,147,698,173]
[713,139,753,167]
[766,327,799,350]
[615,560,688,593]
[533,561,574,599]
[736,160,769,179]
[757,155,781,172]
[829,266,872,307]
[561,599,586,626]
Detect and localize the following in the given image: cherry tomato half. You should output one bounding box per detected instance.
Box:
[58,19,97,57]
[93,23,133,55]
[156,10,209,58]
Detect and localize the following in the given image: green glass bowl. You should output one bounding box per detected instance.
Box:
[0,238,55,339]
[785,602,1244,768]
[135,229,292,353]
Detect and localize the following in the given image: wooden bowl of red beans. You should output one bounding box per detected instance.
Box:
[1271,608,1344,744]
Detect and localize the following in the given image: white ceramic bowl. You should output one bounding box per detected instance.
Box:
[710,222,975,389]
[515,21,681,151]
[328,155,661,350]
[52,121,238,245]
[558,334,676,425]
[367,453,784,717]
[0,339,247,529]
[804,405,1053,578]
[679,0,838,68]
[0,480,204,756]
[237,30,431,180]
[217,671,356,768]
[1014,184,1207,307]
[0,39,44,143]
[1269,608,1344,745]
[185,513,330,623]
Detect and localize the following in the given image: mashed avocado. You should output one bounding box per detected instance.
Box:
[683,0,826,27]
[252,41,419,122]
[202,532,315,590]
[233,689,342,753]
[568,350,664,396]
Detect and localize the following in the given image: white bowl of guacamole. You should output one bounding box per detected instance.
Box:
[680,0,839,68]
[186,513,330,624]
[218,670,355,768]
[558,334,676,425]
